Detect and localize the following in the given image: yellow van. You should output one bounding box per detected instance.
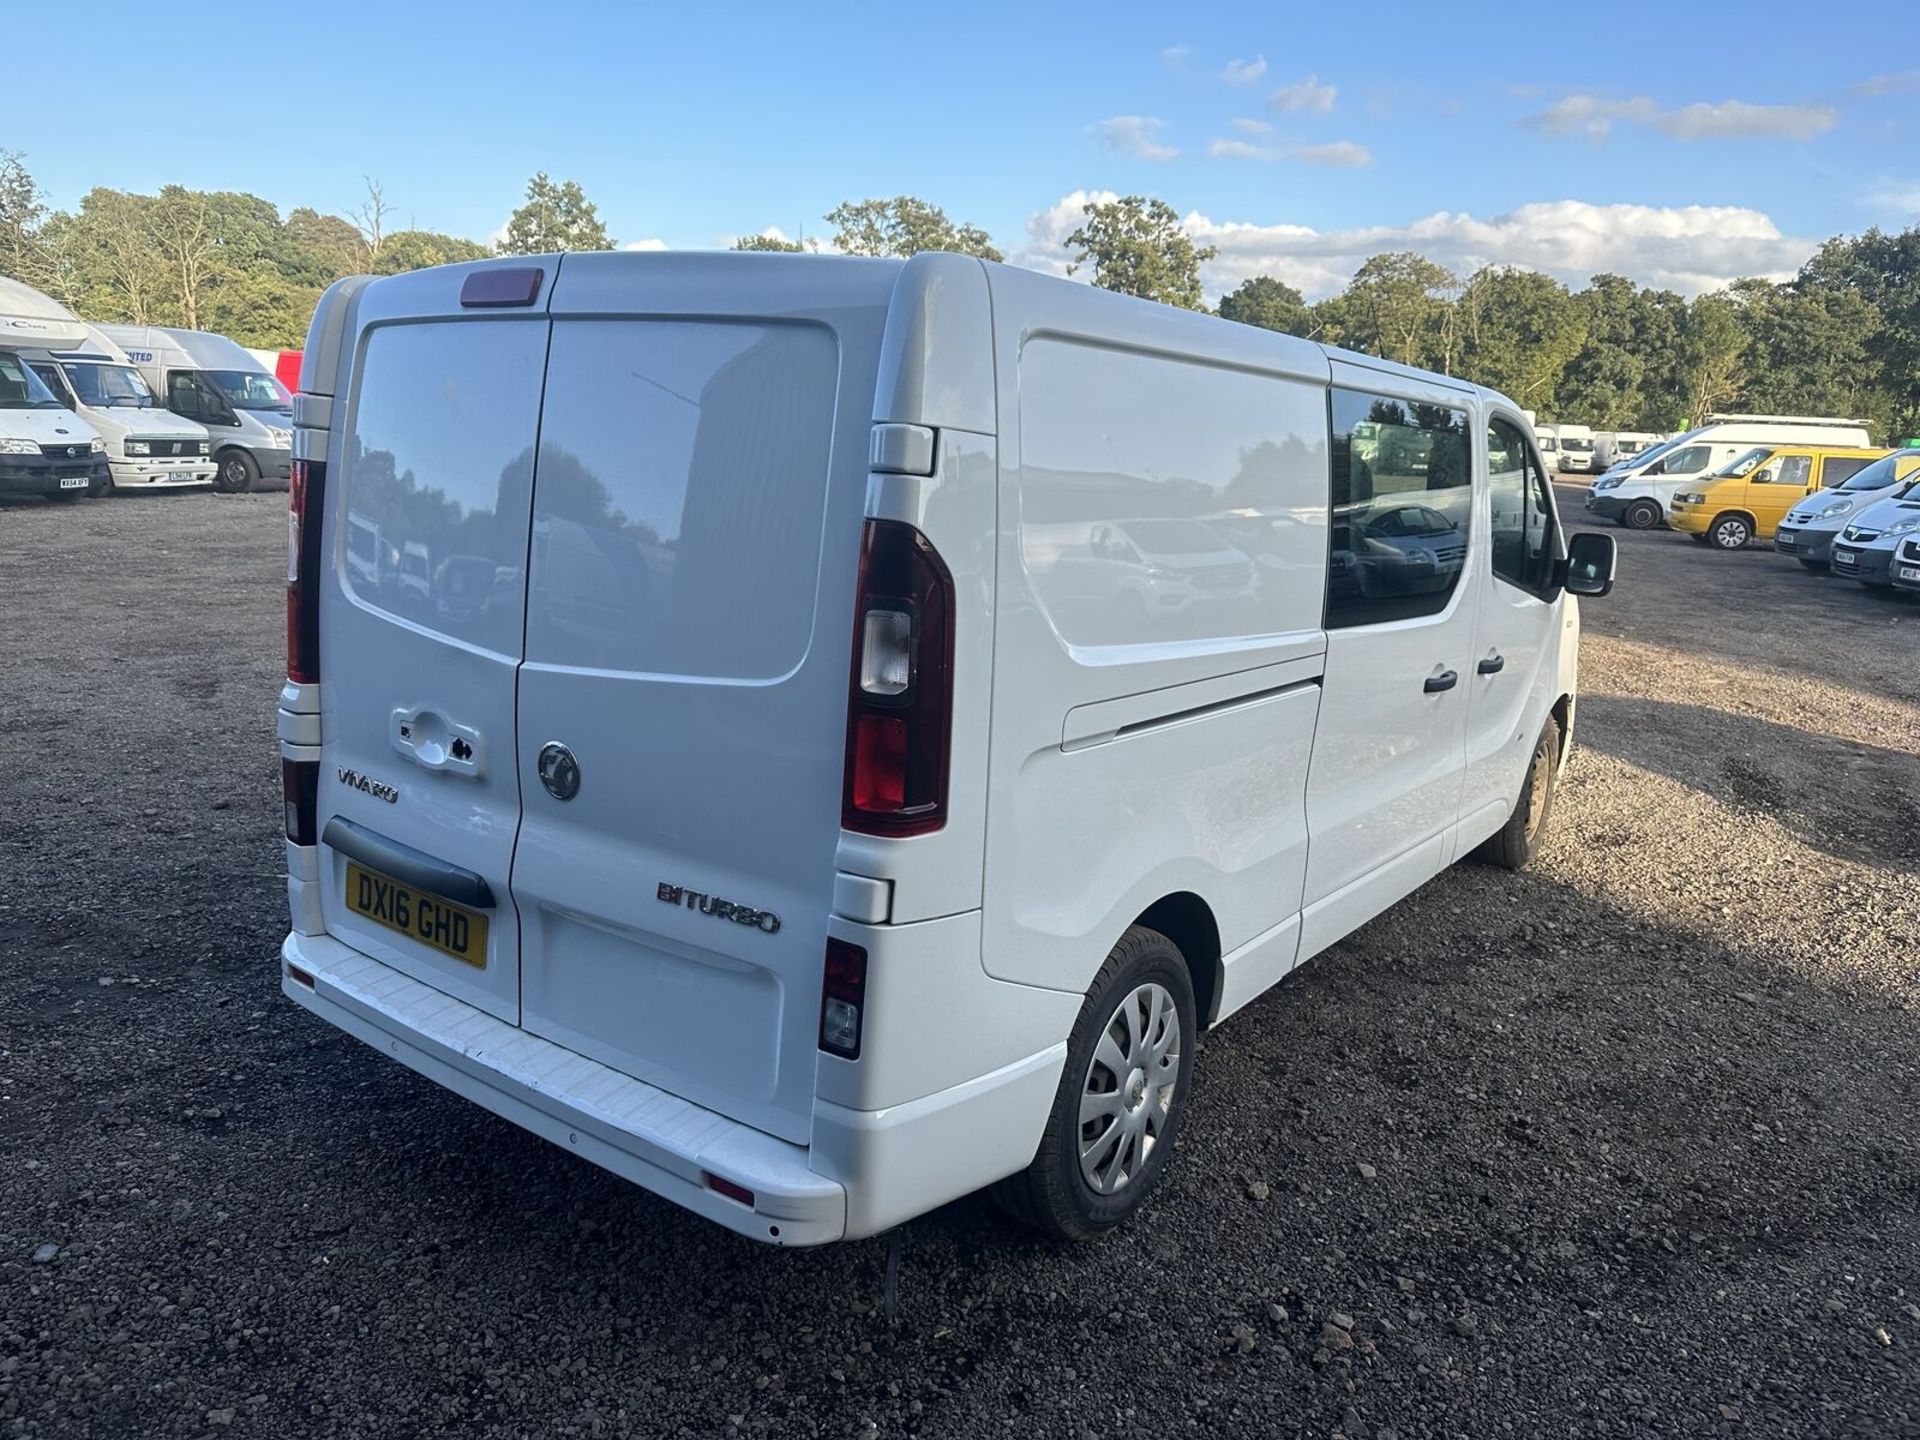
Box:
[1668,445,1891,549]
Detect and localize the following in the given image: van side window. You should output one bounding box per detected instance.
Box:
[1658,444,1711,475]
[1017,338,1329,646]
[1487,417,1558,594]
[1820,456,1870,487]
[1327,388,1471,628]
[1770,454,1812,488]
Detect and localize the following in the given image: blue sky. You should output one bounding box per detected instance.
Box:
[9,0,1918,298]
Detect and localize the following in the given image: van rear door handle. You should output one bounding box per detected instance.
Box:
[1477,654,1506,675]
[1424,670,1459,693]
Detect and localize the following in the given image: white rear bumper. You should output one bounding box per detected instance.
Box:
[281,932,847,1244]
[279,931,1067,1244]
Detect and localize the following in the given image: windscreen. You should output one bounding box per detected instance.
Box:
[1561,434,1592,450]
[0,353,64,410]
[1838,451,1920,491]
[64,361,156,408]
[206,369,291,411]
[1713,447,1772,478]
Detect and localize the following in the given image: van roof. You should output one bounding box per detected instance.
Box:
[0,275,92,352]
[1703,412,1872,427]
[96,323,269,374]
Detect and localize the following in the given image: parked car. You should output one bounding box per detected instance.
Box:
[1665,444,1889,548]
[1775,449,1920,568]
[1584,415,1873,529]
[277,251,1615,1247]
[1891,535,1920,595]
[97,324,293,493]
[1829,489,1920,586]
[0,348,107,501]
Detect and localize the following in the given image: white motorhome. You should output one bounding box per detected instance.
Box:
[1553,423,1596,473]
[1534,426,1559,467]
[97,324,293,492]
[1594,431,1658,469]
[1,279,215,493]
[0,286,108,501]
[1584,414,1872,529]
[277,252,1615,1245]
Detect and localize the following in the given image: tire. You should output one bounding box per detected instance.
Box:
[1474,714,1562,871]
[1707,513,1752,550]
[1622,499,1662,530]
[992,926,1197,1241]
[214,449,260,494]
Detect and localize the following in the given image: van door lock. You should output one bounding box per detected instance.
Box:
[391,708,481,777]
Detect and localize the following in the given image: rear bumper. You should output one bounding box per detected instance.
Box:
[279,931,1066,1244]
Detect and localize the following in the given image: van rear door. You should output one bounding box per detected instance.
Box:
[316,262,558,1023]
[508,253,895,1145]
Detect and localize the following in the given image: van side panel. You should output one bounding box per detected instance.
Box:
[980,267,1332,1000]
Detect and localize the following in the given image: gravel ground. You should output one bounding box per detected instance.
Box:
[2,485,1917,1440]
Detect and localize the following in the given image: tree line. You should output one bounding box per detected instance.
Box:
[4,153,1914,438]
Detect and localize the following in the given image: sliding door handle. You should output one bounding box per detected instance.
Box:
[1477,654,1506,675]
[1423,670,1459,694]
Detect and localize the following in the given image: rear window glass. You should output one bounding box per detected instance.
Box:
[524,319,839,679]
[341,319,547,656]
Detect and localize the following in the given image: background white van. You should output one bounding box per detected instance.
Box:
[1554,423,1596,473]
[1583,414,1872,529]
[278,252,1614,1246]
[98,324,294,492]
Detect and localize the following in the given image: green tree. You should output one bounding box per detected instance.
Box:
[1454,267,1587,410]
[824,196,1001,260]
[0,150,53,289]
[1064,196,1215,310]
[1677,292,1749,427]
[1797,227,1920,436]
[499,172,613,255]
[732,232,808,253]
[372,229,493,275]
[1557,274,1650,428]
[1217,275,1310,335]
[1336,252,1457,367]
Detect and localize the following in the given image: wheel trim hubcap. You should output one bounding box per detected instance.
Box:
[1525,736,1553,839]
[1078,982,1181,1196]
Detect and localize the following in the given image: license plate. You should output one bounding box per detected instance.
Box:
[1901,566,1920,582]
[344,861,488,967]
[58,476,88,490]
[1777,534,1795,548]
[1835,552,1857,567]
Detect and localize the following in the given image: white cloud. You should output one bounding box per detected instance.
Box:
[1090,115,1178,162]
[1161,44,1190,72]
[1232,117,1274,135]
[1221,55,1267,85]
[1866,181,1920,215]
[1270,75,1336,114]
[1851,69,1920,97]
[620,237,669,252]
[1291,141,1372,168]
[1209,138,1277,161]
[1526,93,1835,141]
[1013,192,1816,302]
[1657,100,1836,141]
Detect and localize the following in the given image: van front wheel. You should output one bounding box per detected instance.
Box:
[215,450,259,494]
[1708,513,1753,550]
[1475,714,1562,871]
[992,926,1196,1241]
[1622,500,1662,530]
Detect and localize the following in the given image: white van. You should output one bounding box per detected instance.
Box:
[1553,423,1596,473]
[1535,427,1559,467]
[1594,431,1658,469]
[276,253,1616,1245]
[1583,414,1872,529]
[0,312,108,503]
[97,324,293,492]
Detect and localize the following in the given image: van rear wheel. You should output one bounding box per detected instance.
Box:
[1475,714,1561,871]
[215,450,259,494]
[992,926,1196,1241]
[1622,499,1662,530]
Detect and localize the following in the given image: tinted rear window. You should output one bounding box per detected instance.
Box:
[524,319,840,679]
[341,319,546,655]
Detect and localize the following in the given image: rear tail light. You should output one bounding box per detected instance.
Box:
[841,520,953,835]
[287,455,326,684]
[819,937,868,1059]
[282,757,318,845]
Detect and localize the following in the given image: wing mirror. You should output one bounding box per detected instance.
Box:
[1752,468,1774,484]
[1558,531,1617,598]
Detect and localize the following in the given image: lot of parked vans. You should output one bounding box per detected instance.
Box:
[3,485,1915,1437]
